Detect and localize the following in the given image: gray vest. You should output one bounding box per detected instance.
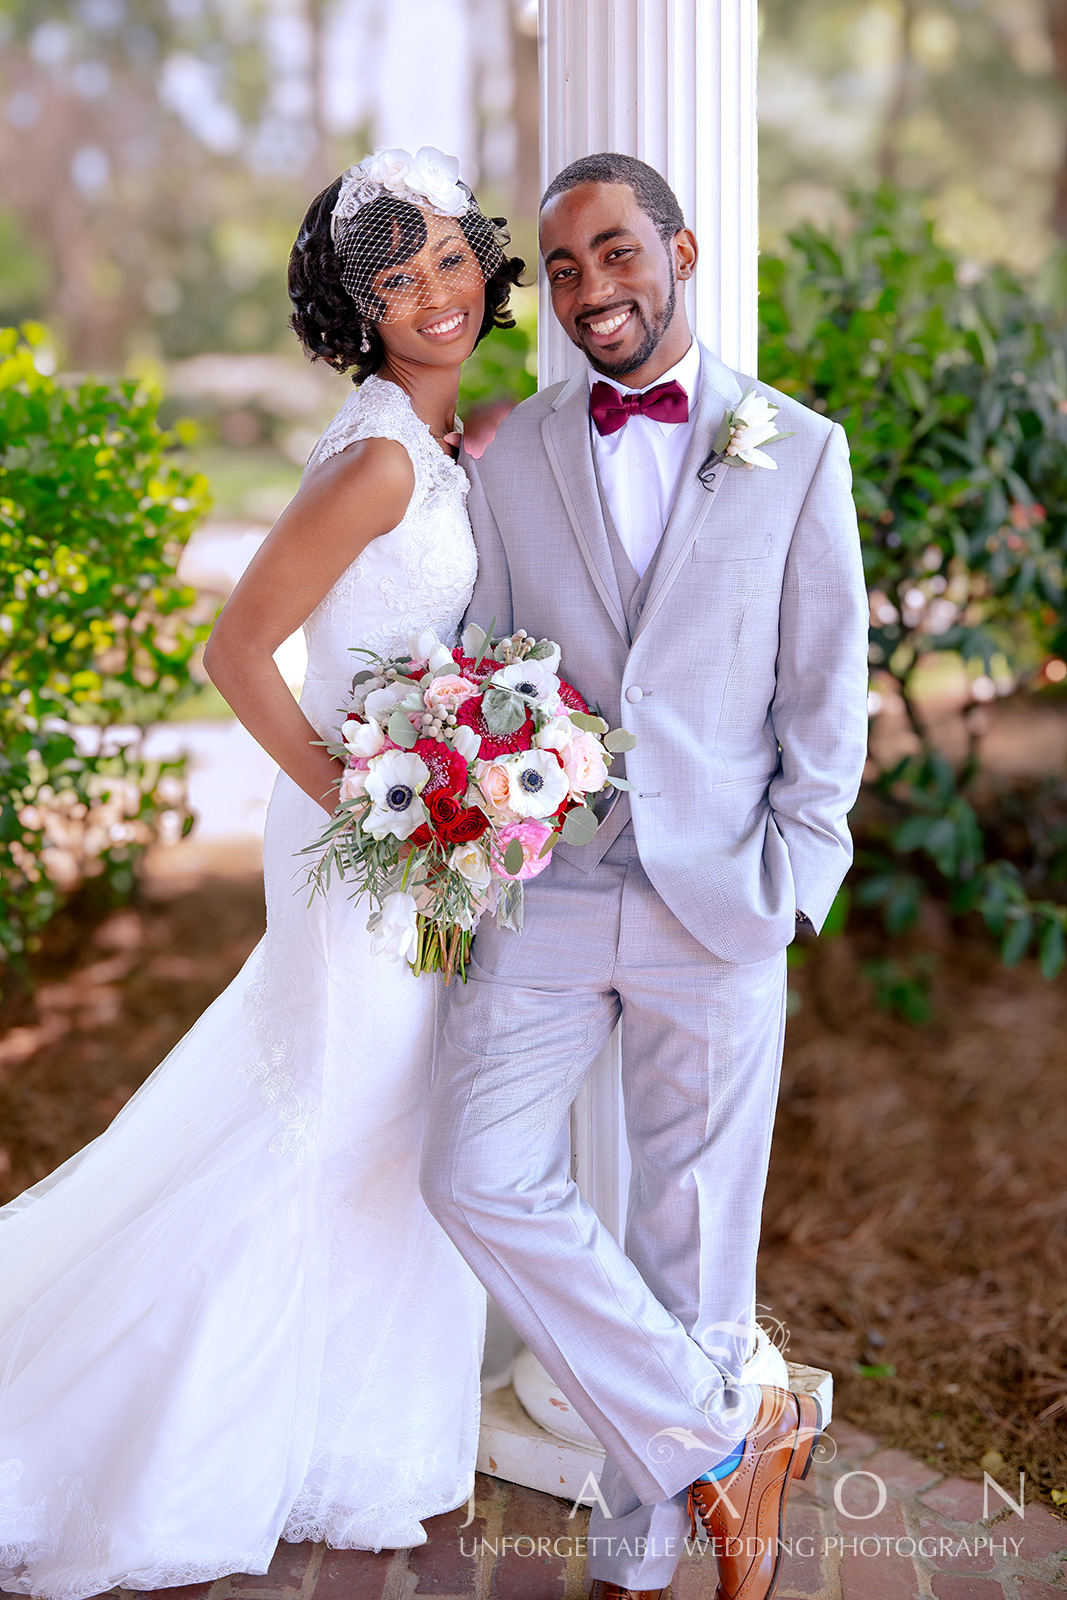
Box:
[579,456,668,863]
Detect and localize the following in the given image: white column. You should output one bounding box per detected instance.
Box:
[541,0,758,1246]
[538,0,758,392]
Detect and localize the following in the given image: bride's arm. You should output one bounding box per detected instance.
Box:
[202,437,415,813]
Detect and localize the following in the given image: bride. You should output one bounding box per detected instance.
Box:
[0,147,525,1600]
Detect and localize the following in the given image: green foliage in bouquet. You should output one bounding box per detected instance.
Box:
[0,323,210,980]
[759,189,1067,981]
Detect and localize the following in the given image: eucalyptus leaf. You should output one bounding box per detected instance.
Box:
[526,640,555,660]
[538,828,560,858]
[387,708,418,749]
[569,711,608,734]
[503,838,525,876]
[604,727,638,753]
[350,669,376,686]
[607,776,635,790]
[561,806,599,846]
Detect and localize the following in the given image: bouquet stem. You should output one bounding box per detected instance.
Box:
[409,915,472,984]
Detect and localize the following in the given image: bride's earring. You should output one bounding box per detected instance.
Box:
[359,323,371,355]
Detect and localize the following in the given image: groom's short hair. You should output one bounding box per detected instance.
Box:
[540,153,685,248]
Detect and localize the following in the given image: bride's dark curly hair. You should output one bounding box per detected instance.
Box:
[288,177,526,383]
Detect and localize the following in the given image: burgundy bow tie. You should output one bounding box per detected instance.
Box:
[589,378,689,436]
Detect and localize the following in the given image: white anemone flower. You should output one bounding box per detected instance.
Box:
[490,659,560,705]
[364,750,429,839]
[368,891,419,962]
[726,391,783,470]
[505,749,570,819]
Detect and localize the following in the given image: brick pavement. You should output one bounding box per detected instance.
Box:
[108,1420,1066,1600]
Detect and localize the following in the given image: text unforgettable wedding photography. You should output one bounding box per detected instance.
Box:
[0,3,1064,1600]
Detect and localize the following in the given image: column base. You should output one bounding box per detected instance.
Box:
[477,1358,834,1502]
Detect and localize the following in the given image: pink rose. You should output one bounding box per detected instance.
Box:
[562,731,609,797]
[428,673,480,709]
[491,820,554,881]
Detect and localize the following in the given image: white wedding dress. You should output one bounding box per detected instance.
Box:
[0,374,486,1600]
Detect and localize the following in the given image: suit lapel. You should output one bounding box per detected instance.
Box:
[542,375,629,645]
[632,346,744,644]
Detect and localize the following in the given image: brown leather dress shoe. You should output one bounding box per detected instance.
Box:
[686,1384,823,1600]
[587,1584,666,1600]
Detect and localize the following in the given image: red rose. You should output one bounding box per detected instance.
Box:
[414,738,468,797]
[428,792,463,827]
[409,823,433,848]
[437,805,491,844]
[455,695,534,759]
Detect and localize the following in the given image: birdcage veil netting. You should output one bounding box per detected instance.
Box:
[329,146,505,325]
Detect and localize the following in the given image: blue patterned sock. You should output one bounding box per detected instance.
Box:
[693,1439,746,1483]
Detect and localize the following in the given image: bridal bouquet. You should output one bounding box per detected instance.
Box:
[304,624,636,983]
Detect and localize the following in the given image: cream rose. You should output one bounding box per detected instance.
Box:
[475,760,520,822]
[562,731,609,797]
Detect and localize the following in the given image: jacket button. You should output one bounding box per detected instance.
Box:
[625,685,643,704]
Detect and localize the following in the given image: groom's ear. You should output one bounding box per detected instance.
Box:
[671,228,698,282]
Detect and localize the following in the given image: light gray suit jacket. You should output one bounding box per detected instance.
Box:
[461,343,869,964]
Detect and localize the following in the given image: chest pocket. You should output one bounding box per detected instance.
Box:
[692,528,773,562]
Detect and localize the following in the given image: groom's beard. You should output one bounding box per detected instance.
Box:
[578,271,678,380]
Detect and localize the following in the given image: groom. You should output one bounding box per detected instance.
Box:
[420,153,868,1600]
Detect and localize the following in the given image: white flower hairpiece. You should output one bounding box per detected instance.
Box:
[330,145,470,243]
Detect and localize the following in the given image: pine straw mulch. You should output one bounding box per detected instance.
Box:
[0,864,1064,1515]
[759,904,1067,1512]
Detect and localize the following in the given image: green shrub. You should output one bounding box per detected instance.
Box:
[458,284,538,414]
[759,189,1067,978]
[0,323,209,981]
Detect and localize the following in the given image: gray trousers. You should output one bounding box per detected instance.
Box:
[419,826,788,1589]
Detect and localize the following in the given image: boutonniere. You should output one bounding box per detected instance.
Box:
[698,386,794,487]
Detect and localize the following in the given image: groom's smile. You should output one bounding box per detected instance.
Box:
[539,179,697,386]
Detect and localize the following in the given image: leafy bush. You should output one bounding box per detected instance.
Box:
[759,190,1067,978]
[0,323,209,982]
[458,284,538,414]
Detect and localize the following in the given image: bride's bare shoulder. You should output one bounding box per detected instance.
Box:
[296,435,416,534]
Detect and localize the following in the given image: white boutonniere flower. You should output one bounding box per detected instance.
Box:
[705,385,795,474]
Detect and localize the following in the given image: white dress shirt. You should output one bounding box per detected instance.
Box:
[587,339,701,579]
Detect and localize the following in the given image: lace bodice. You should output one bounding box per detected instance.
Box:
[299,374,477,742]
